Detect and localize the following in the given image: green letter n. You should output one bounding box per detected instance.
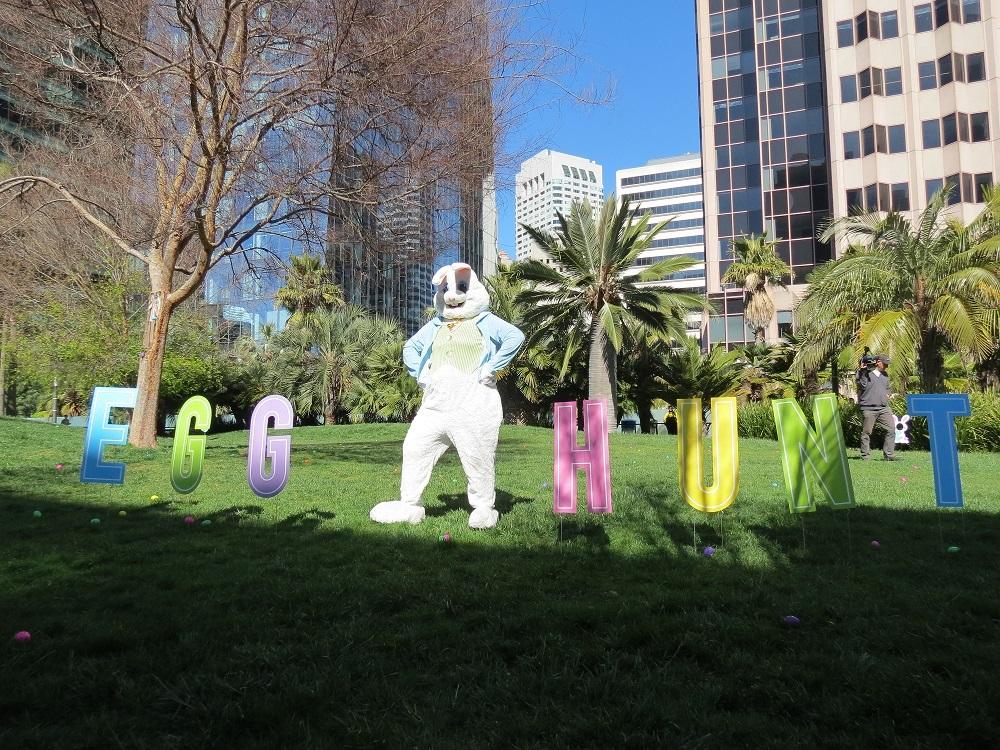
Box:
[772,394,855,513]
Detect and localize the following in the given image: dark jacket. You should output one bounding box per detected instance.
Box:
[857,368,891,410]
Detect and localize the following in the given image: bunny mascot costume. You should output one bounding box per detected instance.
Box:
[370,263,524,529]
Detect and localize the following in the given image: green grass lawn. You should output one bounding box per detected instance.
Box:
[2,417,999,748]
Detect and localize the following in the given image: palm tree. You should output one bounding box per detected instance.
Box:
[275,253,344,329]
[345,338,422,423]
[721,232,793,343]
[269,306,395,424]
[659,339,742,403]
[485,271,586,425]
[515,197,707,429]
[800,188,1000,393]
[733,342,791,402]
[617,323,678,433]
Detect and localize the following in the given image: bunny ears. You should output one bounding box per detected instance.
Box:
[432,263,474,287]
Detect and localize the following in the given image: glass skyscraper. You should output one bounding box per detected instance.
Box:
[696,0,998,349]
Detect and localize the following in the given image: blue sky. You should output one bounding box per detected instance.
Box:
[496,0,702,254]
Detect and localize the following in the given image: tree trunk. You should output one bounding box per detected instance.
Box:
[830,357,839,397]
[0,312,8,417]
[755,326,765,344]
[637,399,653,434]
[918,330,945,393]
[588,320,617,432]
[130,291,173,448]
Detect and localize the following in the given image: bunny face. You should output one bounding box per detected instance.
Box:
[432,262,490,320]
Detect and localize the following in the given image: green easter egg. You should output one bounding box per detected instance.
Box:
[201,519,212,526]
[32,510,42,518]
[90,517,101,526]
[947,545,960,553]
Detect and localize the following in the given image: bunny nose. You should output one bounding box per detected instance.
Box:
[444,289,466,307]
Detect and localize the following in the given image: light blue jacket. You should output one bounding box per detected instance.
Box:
[404,311,525,385]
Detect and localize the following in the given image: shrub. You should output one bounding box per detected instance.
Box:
[736,392,1000,453]
[736,401,777,439]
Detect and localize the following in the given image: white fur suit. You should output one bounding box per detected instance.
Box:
[370,263,524,529]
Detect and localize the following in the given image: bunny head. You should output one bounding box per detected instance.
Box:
[432,263,490,321]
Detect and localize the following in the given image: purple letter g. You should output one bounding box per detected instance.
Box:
[247,395,294,498]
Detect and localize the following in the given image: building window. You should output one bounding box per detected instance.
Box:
[885,67,903,96]
[922,119,942,148]
[888,125,906,154]
[843,131,861,160]
[934,0,950,27]
[841,75,858,103]
[967,53,986,82]
[963,0,982,23]
[876,124,888,154]
[942,114,958,145]
[926,178,944,202]
[919,61,938,90]
[858,68,872,99]
[938,54,954,86]
[865,183,878,211]
[881,11,899,38]
[855,11,868,42]
[846,188,864,211]
[862,125,876,156]
[837,20,853,47]
[915,4,933,32]
[970,112,990,142]
[958,112,971,142]
[945,173,961,204]
[974,173,992,202]
[891,183,910,211]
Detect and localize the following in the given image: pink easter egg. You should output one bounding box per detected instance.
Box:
[55,463,64,472]
[184,516,196,525]
[870,540,881,549]
[13,630,31,642]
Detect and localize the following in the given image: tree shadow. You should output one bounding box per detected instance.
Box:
[3,486,1000,747]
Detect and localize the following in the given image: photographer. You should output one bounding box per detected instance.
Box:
[857,353,896,461]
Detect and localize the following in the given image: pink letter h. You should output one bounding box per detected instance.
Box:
[553,400,612,514]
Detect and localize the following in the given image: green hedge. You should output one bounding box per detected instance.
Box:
[736,392,1000,452]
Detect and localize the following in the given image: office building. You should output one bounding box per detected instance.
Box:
[515,150,604,262]
[695,0,998,348]
[616,153,707,295]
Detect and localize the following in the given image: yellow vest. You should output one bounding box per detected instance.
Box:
[431,319,483,374]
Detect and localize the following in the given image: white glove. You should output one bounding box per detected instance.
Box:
[479,371,497,387]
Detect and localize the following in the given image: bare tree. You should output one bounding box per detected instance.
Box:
[0,0,560,446]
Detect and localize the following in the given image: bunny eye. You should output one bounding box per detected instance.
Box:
[458,282,468,292]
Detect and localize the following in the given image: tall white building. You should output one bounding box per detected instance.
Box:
[616,153,707,297]
[515,150,604,263]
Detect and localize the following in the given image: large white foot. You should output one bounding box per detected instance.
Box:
[468,507,499,529]
[370,501,425,525]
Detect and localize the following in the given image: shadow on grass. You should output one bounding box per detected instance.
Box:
[2,487,1000,749]
[427,490,534,518]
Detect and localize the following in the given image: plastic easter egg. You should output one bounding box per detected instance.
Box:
[439,532,452,543]
[90,517,101,527]
[184,516,195,526]
[13,631,31,642]
[118,511,127,517]
[201,519,212,527]
[32,510,42,519]
[870,540,880,549]
[782,615,801,626]
[947,545,960,554]
[150,495,159,502]
[703,546,716,557]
